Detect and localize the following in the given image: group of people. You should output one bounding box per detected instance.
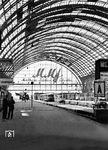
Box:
[2,94,15,120]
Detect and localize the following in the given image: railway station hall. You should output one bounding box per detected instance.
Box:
[1,0,108,150]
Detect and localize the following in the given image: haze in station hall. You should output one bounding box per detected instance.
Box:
[8,61,82,101]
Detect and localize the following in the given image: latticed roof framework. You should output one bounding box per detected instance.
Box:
[0,0,108,79]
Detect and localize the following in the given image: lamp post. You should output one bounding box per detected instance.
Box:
[31,81,34,108]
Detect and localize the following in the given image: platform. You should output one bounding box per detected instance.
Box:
[0,101,108,150]
[36,100,95,120]
[36,100,108,122]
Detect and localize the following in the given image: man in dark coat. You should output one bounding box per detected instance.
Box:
[2,95,8,120]
[7,96,15,119]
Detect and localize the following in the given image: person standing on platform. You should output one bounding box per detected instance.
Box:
[7,96,15,119]
[2,94,8,120]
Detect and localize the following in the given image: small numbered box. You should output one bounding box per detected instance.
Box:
[5,130,15,138]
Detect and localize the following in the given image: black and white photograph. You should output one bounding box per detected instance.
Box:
[0,0,108,150]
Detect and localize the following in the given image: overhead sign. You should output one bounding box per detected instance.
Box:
[0,78,13,85]
[23,68,61,83]
[100,72,108,81]
[95,59,108,80]
[94,81,105,97]
[100,60,108,68]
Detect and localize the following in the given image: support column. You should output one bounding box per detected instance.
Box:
[31,81,34,108]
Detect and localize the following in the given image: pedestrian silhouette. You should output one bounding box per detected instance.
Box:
[2,95,8,120]
[7,96,15,119]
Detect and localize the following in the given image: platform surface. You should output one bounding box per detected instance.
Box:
[0,101,108,150]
